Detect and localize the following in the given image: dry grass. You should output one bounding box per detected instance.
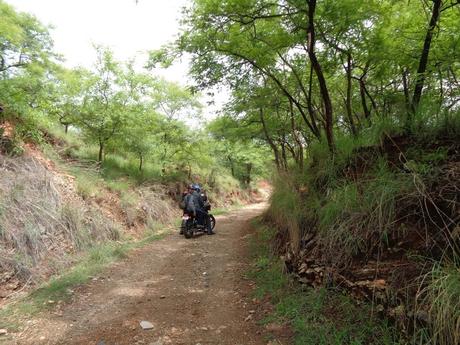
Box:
[0,154,121,285]
[416,263,460,345]
[137,186,178,226]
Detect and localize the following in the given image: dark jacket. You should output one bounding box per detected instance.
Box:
[187,190,205,213]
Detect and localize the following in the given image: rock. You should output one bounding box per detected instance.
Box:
[140,321,154,330]
[202,272,208,276]
[200,327,208,331]
[0,329,7,335]
[244,314,253,322]
[40,336,46,341]
[160,295,166,299]
[97,341,106,345]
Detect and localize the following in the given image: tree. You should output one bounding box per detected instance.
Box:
[0,0,54,76]
[76,47,127,162]
[49,68,90,133]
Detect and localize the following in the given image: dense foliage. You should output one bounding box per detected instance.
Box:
[0,0,269,187]
[164,0,460,163]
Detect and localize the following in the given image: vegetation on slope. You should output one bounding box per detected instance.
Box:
[249,220,401,345]
[168,0,460,343]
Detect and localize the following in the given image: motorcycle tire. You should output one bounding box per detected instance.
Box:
[209,214,216,230]
[184,219,193,239]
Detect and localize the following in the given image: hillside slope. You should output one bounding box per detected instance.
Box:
[265,122,460,343]
[0,144,177,304]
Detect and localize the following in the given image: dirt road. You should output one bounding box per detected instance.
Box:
[12,204,268,345]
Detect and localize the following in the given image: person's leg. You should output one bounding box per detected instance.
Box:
[196,209,205,227]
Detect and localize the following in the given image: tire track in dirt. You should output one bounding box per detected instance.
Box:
[11,204,268,345]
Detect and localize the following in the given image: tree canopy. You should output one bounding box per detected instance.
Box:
[161,0,460,166]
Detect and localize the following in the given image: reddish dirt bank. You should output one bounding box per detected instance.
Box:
[9,204,268,345]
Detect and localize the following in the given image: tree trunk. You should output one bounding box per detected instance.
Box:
[359,79,371,120]
[139,154,143,171]
[307,64,322,140]
[228,155,235,177]
[306,0,335,152]
[411,0,443,113]
[98,141,104,162]
[65,124,69,134]
[245,163,252,186]
[260,108,282,170]
[437,65,444,114]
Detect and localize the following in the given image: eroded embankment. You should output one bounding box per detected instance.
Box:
[266,133,460,340]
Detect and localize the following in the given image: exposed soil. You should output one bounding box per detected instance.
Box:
[6,204,273,345]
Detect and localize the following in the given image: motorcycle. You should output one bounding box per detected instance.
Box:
[180,209,216,239]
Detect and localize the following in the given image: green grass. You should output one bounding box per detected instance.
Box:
[212,203,244,216]
[74,172,103,199]
[316,160,414,266]
[248,220,402,345]
[415,263,460,345]
[0,243,127,324]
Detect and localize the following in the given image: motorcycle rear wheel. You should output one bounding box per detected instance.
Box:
[209,214,216,230]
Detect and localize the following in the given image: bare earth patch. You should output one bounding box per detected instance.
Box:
[7,204,269,345]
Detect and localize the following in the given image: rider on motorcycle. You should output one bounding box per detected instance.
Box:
[187,184,214,235]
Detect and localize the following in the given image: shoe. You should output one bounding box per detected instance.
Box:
[207,231,215,235]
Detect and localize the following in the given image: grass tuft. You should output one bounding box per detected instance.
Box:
[416,263,460,345]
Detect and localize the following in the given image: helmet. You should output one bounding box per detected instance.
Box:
[192,184,201,193]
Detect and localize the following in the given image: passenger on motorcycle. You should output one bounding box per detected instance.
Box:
[187,184,214,235]
[179,185,194,234]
